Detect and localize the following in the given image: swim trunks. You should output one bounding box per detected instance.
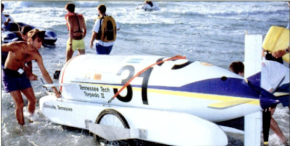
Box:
[66,38,85,52]
[2,68,31,92]
[95,43,113,55]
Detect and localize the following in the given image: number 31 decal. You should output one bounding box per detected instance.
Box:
[113,65,152,105]
[113,58,190,105]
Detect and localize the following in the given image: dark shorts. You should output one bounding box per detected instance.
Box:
[276,83,290,107]
[95,43,113,55]
[2,68,31,92]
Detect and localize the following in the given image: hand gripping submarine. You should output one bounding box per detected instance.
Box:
[39,27,288,146]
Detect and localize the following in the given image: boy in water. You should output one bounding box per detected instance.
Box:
[1,29,61,126]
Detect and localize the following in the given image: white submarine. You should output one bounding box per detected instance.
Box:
[39,26,289,146]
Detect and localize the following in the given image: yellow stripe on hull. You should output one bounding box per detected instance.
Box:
[75,82,260,106]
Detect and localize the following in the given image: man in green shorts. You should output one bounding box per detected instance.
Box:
[65,3,86,62]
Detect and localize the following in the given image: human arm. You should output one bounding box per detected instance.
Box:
[1,42,21,52]
[82,16,87,38]
[116,22,120,31]
[3,14,12,26]
[26,61,33,73]
[35,54,61,98]
[268,88,274,93]
[90,20,100,49]
[90,32,97,49]
[4,18,11,26]
[24,61,38,81]
[272,46,289,58]
[262,49,266,58]
[67,17,73,51]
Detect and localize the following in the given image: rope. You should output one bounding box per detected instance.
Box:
[107,55,186,104]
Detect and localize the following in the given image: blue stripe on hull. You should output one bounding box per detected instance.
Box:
[146,78,260,99]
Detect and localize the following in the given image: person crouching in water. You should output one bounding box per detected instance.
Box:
[1,29,61,126]
[229,61,290,146]
[65,3,86,62]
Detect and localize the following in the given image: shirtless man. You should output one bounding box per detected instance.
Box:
[65,3,86,62]
[17,26,38,81]
[2,29,61,126]
[2,26,37,80]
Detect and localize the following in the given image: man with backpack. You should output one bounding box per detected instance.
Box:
[90,4,120,55]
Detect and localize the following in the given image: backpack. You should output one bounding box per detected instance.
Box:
[96,16,116,42]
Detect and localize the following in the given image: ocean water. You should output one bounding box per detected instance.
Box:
[1,1,289,146]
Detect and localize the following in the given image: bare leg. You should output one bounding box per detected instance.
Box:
[10,90,25,126]
[270,107,287,143]
[66,49,74,62]
[78,49,85,55]
[21,87,36,115]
